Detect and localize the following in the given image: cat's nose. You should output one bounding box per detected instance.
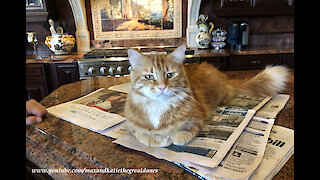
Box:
[157,85,166,92]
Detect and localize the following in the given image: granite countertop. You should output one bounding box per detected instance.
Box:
[26,69,294,180]
[192,45,294,57]
[26,46,294,64]
[26,52,86,64]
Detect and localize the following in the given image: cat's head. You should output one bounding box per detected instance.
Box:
[127,45,188,101]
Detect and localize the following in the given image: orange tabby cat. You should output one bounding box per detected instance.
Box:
[124,45,289,147]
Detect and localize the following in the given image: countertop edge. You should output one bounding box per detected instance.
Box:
[26,47,294,64]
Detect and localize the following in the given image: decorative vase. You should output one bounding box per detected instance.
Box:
[45,34,75,55]
[195,21,214,49]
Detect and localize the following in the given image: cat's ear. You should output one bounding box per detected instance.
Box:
[168,45,186,64]
[128,49,144,69]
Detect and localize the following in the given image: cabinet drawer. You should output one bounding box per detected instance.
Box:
[26,64,46,77]
[228,54,282,70]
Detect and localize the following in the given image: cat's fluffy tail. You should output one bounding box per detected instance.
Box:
[235,65,289,97]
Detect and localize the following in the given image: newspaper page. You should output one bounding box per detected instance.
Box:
[173,117,275,180]
[248,125,294,180]
[109,94,271,168]
[113,116,274,180]
[255,94,290,119]
[108,83,130,94]
[166,117,293,179]
[47,88,127,132]
[167,95,292,180]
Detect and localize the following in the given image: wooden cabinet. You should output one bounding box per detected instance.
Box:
[198,53,293,70]
[26,0,48,22]
[48,63,80,91]
[214,0,294,16]
[26,62,80,101]
[26,64,48,102]
[200,57,228,70]
[228,54,282,70]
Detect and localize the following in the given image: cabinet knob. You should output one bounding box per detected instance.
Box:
[250,60,261,64]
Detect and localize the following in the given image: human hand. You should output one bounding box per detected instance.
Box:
[26,99,48,125]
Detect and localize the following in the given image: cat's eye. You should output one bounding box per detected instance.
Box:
[144,75,154,80]
[166,72,175,79]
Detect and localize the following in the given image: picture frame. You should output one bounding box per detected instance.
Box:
[90,0,182,40]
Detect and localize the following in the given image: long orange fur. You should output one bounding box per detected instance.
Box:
[124,45,289,147]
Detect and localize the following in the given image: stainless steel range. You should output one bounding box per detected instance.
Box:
[77,46,199,80]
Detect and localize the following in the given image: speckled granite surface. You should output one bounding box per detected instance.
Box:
[26,46,294,64]
[26,69,294,179]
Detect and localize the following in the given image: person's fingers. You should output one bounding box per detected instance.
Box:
[26,99,48,116]
[35,116,42,123]
[26,116,42,125]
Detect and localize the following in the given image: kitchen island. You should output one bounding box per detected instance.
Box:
[26,69,294,180]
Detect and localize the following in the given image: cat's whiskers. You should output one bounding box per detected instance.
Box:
[171,91,196,112]
[173,89,201,106]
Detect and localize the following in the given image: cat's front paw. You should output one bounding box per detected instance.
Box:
[171,131,195,145]
[139,134,173,147]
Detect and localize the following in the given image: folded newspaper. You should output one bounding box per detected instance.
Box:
[47,88,128,133]
[47,83,293,180]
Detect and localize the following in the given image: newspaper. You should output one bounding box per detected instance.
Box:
[249,125,294,180]
[255,94,290,119]
[168,96,293,180]
[172,95,293,180]
[108,94,271,168]
[47,88,127,132]
[173,125,294,180]
[108,83,130,94]
[113,116,274,180]
[110,93,291,179]
[47,84,292,179]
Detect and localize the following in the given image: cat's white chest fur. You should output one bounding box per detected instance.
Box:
[148,110,161,128]
[134,96,178,128]
[133,89,188,129]
[146,100,170,128]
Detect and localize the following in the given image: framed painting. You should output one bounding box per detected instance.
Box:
[90,0,182,40]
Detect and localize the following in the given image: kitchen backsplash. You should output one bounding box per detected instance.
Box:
[90,38,186,49]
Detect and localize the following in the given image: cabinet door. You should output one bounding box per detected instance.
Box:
[228,54,282,70]
[49,63,80,90]
[26,0,48,22]
[214,0,294,16]
[26,64,48,101]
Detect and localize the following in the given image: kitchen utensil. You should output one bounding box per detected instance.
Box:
[56,26,64,34]
[48,19,57,34]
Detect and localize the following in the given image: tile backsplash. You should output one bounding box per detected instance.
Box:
[90,37,186,48]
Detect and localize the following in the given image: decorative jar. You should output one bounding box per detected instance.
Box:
[45,34,75,55]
